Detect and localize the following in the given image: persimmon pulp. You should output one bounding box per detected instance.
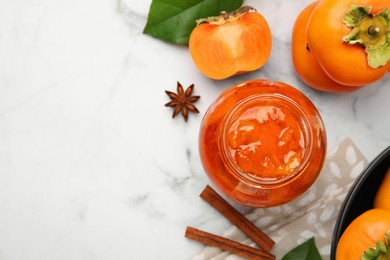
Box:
[223,95,308,182]
[189,7,272,80]
[199,80,327,207]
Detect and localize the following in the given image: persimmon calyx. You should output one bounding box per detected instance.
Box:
[342,5,390,69]
[361,230,390,260]
[196,5,256,25]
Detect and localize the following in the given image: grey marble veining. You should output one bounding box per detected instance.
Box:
[0,0,389,259]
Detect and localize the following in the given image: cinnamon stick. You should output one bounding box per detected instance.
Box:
[185,226,275,260]
[200,185,275,252]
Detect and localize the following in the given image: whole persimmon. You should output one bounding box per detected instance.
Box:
[306,0,390,87]
[292,0,390,92]
[189,6,272,80]
[374,166,390,210]
[336,209,390,260]
[292,1,363,93]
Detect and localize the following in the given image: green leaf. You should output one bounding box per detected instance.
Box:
[342,27,363,44]
[281,237,322,260]
[361,247,379,260]
[143,0,243,45]
[342,4,372,27]
[379,8,390,29]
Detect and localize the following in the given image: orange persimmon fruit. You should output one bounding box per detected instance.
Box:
[306,0,390,86]
[374,166,390,210]
[336,209,390,259]
[189,6,272,80]
[292,1,363,93]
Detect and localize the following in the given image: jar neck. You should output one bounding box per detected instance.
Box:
[219,93,314,188]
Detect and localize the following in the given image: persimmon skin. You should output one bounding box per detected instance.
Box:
[336,209,390,260]
[189,12,272,80]
[292,1,363,93]
[307,0,389,86]
[374,167,390,210]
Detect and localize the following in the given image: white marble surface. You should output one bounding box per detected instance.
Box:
[0,0,389,259]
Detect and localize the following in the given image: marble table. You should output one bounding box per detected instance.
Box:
[0,0,389,259]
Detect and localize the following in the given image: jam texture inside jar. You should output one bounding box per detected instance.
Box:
[199,79,327,207]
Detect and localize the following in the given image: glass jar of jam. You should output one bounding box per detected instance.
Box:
[199,79,327,207]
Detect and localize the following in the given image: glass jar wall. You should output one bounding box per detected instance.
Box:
[199,79,327,207]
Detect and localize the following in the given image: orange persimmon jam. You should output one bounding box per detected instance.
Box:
[199,79,327,207]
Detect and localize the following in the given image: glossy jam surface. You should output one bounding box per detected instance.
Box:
[225,96,307,181]
[199,80,326,207]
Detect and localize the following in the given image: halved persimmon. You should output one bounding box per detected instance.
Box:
[189,6,272,80]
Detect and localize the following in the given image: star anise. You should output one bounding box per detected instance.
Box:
[165,82,200,122]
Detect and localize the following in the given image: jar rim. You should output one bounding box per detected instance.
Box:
[219,93,314,188]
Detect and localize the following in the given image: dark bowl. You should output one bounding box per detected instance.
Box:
[330,146,390,259]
